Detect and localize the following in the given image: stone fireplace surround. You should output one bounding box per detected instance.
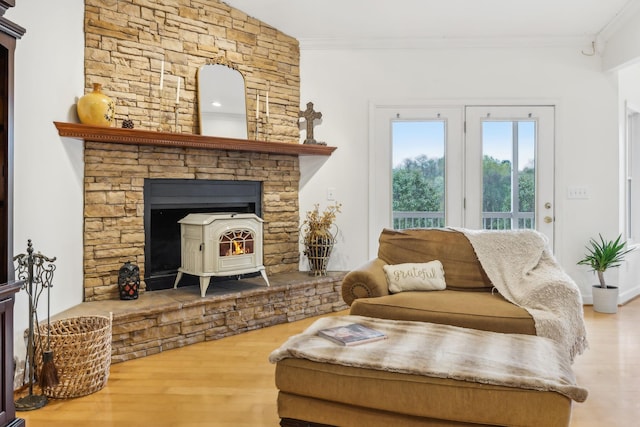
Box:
[45,0,347,364]
[81,133,304,302]
[77,0,313,303]
[55,122,345,362]
[52,121,339,302]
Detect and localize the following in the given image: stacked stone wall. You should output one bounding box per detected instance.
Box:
[84,142,301,301]
[82,0,304,301]
[84,0,300,141]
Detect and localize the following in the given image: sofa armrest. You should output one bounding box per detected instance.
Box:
[341,258,389,306]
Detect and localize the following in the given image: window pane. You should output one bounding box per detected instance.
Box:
[482,121,512,216]
[628,110,640,241]
[481,120,535,230]
[517,121,536,221]
[391,121,445,229]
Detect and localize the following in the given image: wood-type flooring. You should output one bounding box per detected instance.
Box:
[16,299,640,426]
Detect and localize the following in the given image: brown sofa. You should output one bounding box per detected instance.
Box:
[273,228,580,426]
[341,227,536,335]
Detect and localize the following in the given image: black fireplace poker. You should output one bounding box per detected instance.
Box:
[14,239,57,411]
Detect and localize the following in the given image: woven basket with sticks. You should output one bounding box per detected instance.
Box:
[35,315,112,399]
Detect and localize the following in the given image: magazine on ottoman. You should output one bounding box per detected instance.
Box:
[317,323,387,346]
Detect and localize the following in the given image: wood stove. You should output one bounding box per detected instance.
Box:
[173,213,270,297]
[144,178,262,291]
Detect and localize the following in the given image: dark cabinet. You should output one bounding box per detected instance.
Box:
[0,4,25,423]
[0,281,24,427]
[0,1,25,284]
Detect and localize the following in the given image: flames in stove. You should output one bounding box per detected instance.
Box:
[232,241,245,255]
[220,229,254,256]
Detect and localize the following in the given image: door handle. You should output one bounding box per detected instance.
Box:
[544,216,553,223]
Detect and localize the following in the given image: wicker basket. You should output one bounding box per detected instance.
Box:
[35,315,112,399]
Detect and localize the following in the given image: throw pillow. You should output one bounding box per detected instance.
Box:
[383,260,446,293]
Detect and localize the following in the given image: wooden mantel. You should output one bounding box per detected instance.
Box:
[54,122,336,156]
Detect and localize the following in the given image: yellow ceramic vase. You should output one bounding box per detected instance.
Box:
[77,83,115,127]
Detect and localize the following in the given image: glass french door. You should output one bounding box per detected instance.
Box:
[391,120,446,229]
[371,104,555,257]
[464,106,555,247]
[370,106,463,256]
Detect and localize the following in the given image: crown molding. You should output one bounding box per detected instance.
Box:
[0,16,25,39]
[598,0,640,42]
[0,0,14,17]
[298,35,594,51]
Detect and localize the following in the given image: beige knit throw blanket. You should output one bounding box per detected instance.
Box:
[452,227,588,361]
[269,315,588,402]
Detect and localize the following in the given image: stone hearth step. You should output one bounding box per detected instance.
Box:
[52,272,347,363]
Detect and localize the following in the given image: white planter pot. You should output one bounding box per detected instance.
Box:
[592,285,619,314]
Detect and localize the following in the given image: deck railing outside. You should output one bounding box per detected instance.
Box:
[392,211,535,230]
[393,211,445,229]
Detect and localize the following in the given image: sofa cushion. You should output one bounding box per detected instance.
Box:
[377,228,493,291]
[349,290,536,335]
[383,261,446,293]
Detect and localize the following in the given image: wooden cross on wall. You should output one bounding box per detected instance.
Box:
[299,102,325,145]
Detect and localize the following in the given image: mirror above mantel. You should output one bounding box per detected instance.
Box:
[197,59,248,139]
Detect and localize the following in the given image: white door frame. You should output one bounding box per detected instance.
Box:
[465,105,556,248]
[369,100,558,259]
[369,105,463,258]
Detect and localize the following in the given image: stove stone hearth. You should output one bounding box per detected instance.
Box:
[82,139,306,302]
[52,271,347,363]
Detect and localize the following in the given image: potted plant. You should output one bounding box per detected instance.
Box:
[301,202,341,276]
[577,234,634,313]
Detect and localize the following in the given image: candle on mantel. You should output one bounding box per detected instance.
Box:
[266,92,269,118]
[256,92,260,119]
[175,76,181,104]
[159,59,164,90]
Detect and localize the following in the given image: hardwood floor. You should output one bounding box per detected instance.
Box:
[15,299,640,426]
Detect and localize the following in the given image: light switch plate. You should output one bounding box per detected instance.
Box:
[567,186,589,199]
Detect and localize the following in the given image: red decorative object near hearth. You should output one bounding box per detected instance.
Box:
[118,261,140,300]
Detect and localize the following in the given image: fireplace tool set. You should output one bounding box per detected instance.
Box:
[14,240,58,411]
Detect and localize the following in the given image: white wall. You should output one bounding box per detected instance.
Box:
[6,0,85,359]
[298,45,620,301]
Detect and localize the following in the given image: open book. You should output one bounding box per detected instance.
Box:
[317,323,387,346]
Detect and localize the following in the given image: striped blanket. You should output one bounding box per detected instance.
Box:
[269,315,588,402]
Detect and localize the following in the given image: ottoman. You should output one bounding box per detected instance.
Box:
[270,316,587,427]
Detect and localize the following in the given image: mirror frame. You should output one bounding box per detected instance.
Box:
[197,57,249,139]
